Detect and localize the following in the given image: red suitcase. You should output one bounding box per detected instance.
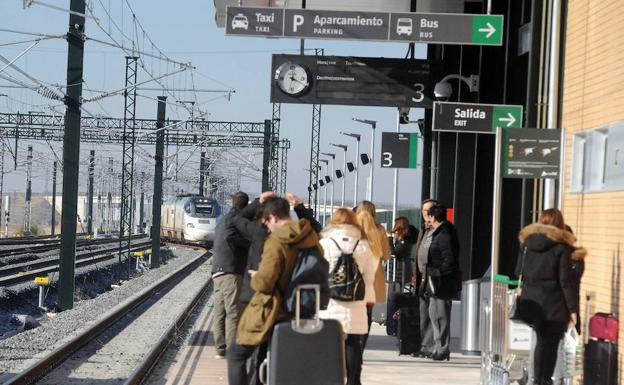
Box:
[589,313,619,342]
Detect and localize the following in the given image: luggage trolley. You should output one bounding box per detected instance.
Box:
[481,275,532,385]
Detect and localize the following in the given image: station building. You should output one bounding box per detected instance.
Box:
[561,0,624,373]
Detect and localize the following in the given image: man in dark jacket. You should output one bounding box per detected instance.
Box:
[229,192,320,385]
[412,199,438,357]
[212,191,251,358]
[425,204,460,361]
[233,192,321,307]
[228,196,322,385]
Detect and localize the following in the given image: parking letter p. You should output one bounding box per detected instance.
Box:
[293,14,304,32]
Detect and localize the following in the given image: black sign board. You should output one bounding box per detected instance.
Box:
[433,102,523,134]
[270,55,434,108]
[380,132,419,169]
[502,128,562,179]
[225,7,504,46]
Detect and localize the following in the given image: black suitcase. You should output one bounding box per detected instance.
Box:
[260,284,345,385]
[397,306,421,355]
[584,339,618,385]
[386,292,419,336]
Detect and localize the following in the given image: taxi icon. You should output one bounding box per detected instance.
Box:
[231,14,249,30]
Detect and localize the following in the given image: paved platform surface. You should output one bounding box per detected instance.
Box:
[147,302,481,385]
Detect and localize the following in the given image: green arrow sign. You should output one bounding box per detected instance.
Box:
[492,105,523,130]
[472,15,503,45]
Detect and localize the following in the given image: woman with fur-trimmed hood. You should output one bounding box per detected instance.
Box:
[516,209,579,385]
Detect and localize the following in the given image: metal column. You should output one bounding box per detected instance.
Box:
[139,171,145,234]
[106,157,113,235]
[320,159,329,226]
[309,104,321,213]
[261,119,271,192]
[87,150,94,235]
[58,0,86,311]
[24,145,32,235]
[0,137,4,236]
[151,96,166,269]
[368,124,376,202]
[51,161,57,235]
[353,137,360,205]
[199,151,206,196]
[279,140,288,194]
[119,56,138,278]
[271,103,281,192]
[392,110,400,224]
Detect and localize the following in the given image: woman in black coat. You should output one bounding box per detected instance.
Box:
[516,209,578,385]
[390,217,417,285]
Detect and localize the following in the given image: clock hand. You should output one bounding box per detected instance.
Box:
[289,76,305,85]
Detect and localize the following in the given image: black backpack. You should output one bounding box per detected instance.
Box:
[328,239,365,302]
[283,247,330,318]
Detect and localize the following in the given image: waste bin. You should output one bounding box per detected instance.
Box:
[460,278,482,355]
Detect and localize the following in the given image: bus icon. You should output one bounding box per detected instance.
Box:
[396,18,413,36]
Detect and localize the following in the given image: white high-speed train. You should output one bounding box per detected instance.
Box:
[161,195,223,244]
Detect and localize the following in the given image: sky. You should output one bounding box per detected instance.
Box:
[0,0,427,209]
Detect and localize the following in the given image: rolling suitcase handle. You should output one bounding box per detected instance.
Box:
[259,358,268,385]
[292,284,323,333]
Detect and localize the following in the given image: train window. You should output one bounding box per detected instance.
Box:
[195,203,214,215]
[184,203,192,214]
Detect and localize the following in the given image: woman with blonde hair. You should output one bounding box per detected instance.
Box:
[319,208,377,385]
[354,201,392,344]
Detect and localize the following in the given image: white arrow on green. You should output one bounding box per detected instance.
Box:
[478,22,496,38]
[491,105,523,130]
[498,112,516,127]
[472,15,503,45]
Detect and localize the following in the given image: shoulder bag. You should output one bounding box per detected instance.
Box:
[509,245,532,324]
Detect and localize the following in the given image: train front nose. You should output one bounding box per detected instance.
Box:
[184,219,216,242]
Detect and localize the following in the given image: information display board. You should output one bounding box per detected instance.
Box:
[502,128,562,179]
[270,54,434,108]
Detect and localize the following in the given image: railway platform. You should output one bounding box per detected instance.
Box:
[146,299,480,385]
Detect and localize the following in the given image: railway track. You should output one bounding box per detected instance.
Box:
[0,234,147,259]
[0,240,153,287]
[1,246,211,385]
[0,233,88,246]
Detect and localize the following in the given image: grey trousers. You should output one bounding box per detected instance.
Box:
[212,274,242,354]
[429,297,452,354]
[419,296,435,353]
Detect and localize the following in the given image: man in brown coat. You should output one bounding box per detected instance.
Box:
[227,196,321,385]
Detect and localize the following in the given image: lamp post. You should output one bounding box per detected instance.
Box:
[330,143,348,208]
[320,159,329,226]
[353,118,376,202]
[341,132,361,206]
[321,152,335,218]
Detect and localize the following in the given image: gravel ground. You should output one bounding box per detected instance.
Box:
[0,245,210,381]
[34,253,212,385]
[0,239,156,337]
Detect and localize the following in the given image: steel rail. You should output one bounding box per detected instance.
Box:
[123,261,212,385]
[2,247,209,385]
[0,234,147,258]
[0,241,152,286]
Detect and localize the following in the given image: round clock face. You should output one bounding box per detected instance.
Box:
[275,62,310,96]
